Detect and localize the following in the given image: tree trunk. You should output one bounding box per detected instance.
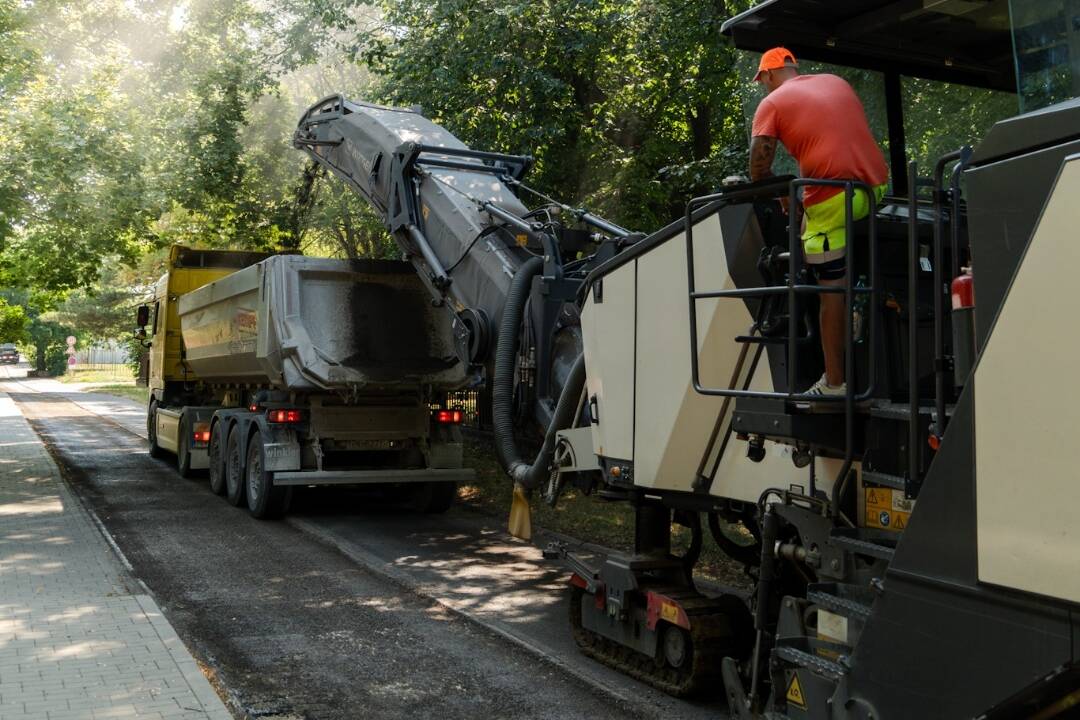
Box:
[688,102,712,161]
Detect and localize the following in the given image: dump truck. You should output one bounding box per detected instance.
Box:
[296,0,1080,713]
[138,246,473,518]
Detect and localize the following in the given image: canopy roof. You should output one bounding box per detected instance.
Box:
[721,0,1017,93]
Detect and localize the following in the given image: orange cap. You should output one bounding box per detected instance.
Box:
[754,47,797,81]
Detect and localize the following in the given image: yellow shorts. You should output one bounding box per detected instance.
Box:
[802,184,887,262]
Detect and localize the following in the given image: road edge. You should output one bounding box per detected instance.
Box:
[285,515,656,714]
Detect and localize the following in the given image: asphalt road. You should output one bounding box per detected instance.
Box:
[0,366,720,719]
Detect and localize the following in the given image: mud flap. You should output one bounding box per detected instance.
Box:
[262,425,300,472]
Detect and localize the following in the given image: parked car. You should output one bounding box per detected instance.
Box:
[0,344,19,364]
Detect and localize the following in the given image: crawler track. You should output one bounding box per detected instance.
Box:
[569,586,753,697]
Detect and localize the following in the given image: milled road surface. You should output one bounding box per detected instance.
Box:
[0,366,722,719]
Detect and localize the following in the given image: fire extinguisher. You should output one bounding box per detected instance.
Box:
[951,267,975,390]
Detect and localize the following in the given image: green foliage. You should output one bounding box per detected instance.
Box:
[56,286,140,341]
[28,317,74,376]
[901,77,1016,172]
[0,67,146,290]
[0,0,309,294]
[0,296,27,343]
[123,334,147,380]
[0,0,1030,313]
[346,0,753,230]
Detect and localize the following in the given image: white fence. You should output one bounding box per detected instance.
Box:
[73,341,130,369]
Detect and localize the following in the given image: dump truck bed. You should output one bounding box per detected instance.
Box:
[177,256,467,391]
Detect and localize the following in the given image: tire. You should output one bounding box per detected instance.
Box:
[224,426,246,507]
[245,431,291,519]
[177,415,194,478]
[147,400,165,459]
[208,421,226,495]
[410,481,457,514]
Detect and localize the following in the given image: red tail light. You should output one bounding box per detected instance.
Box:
[193,430,211,444]
[434,409,463,424]
[267,409,302,423]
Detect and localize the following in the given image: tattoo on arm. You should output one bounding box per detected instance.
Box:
[749,136,777,182]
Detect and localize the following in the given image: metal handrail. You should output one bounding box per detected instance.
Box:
[686,178,878,403]
[685,178,879,522]
[907,162,920,494]
[930,147,972,449]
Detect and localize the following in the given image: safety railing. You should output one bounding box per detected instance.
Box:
[685,178,879,403]
[684,178,880,513]
[928,148,972,450]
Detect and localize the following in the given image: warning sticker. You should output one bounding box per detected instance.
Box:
[817,609,849,645]
[864,486,913,532]
[786,672,807,709]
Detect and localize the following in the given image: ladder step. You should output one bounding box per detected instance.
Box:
[862,470,906,491]
[830,533,896,562]
[774,645,847,681]
[734,334,786,345]
[869,401,930,421]
[807,585,874,623]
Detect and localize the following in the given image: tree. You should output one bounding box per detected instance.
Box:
[0,66,147,291]
[27,317,74,376]
[0,297,27,343]
[298,0,754,231]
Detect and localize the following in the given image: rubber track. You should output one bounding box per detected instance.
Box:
[569,586,751,698]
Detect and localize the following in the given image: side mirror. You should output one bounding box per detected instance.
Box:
[136,304,150,328]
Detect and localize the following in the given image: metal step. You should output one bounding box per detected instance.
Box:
[774,645,847,681]
[807,584,873,623]
[829,532,896,562]
[862,470,906,491]
[868,401,954,422]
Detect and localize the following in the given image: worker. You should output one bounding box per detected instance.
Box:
[748,47,888,397]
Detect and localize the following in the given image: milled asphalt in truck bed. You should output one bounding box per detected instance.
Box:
[0,370,721,719]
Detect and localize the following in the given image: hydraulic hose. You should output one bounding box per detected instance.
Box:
[708,511,763,567]
[492,256,588,490]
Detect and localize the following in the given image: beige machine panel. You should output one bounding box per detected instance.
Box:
[581,264,636,461]
[975,155,1080,604]
[630,212,824,501]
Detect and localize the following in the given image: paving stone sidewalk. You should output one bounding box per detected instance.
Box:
[0,392,232,720]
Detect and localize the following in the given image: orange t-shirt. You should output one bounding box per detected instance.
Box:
[752,74,888,208]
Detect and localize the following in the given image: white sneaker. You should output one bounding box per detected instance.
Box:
[805,374,846,397]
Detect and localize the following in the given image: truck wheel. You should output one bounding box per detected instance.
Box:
[410,481,457,514]
[245,431,291,519]
[224,427,246,507]
[177,415,194,478]
[208,422,226,495]
[147,400,165,459]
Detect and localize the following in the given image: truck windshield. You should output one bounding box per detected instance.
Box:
[1009,0,1080,112]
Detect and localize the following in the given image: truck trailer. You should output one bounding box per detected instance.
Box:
[139,246,473,518]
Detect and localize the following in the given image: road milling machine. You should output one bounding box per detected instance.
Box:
[296,0,1080,714]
